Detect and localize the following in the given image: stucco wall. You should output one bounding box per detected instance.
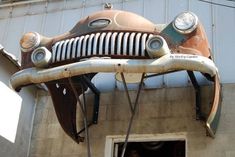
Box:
[29,84,235,157]
[0,54,36,157]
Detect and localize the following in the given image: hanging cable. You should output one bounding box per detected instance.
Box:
[81,82,92,157]
[68,78,92,157]
[198,0,235,9]
[120,73,145,157]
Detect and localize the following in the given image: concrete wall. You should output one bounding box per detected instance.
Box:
[29,84,235,157]
[0,54,36,157]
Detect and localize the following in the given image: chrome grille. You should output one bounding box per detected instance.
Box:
[52,32,153,63]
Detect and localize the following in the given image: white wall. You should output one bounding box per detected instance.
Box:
[0,54,36,157]
[0,0,234,90]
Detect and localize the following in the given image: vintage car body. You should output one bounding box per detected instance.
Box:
[10,10,221,143]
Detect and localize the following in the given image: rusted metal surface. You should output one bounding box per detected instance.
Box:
[68,10,157,40]
[20,10,157,69]
[206,73,222,137]
[45,78,84,143]
[10,9,222,144]
[178,24,211,58]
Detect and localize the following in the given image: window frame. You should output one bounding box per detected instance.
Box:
[105,133,187,157]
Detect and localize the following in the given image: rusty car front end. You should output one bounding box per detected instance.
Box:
[10,10,221,143]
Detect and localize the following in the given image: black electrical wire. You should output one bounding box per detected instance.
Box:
[198,0,235,8]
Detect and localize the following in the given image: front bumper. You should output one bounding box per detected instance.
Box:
[10,53,221,137]
[10,54,217,91]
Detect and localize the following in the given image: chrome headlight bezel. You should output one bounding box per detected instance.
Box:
[172,12,198,34]
[146,35,170,58]
[31,47,51,68]
[20,32,41,52]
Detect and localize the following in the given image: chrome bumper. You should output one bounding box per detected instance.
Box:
[10,54,217,91]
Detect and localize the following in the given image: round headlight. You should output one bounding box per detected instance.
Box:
[147,36,163,51]
[31,47,51,68]
[146,35,170,58]
[20,32,40,52]
[173,12,198,34]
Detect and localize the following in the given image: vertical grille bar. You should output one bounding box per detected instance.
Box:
[56,40,65,62]
[105,32,112,55]
[128,32,136,56]
[111,32,118,55]
[76,36,84,58]
[123,32,130,55]
[52,42,60,62]
[87,33,95,56]
[72,37,79,59]
[135,33,141,56]
[148,34,153,40]
[66,38,74,60]
[116,32,124,55]
[61,39,70,61]
[82,35,90,57]
[98,33,106,55]
[141,33,148,56]
[93,33,100,56]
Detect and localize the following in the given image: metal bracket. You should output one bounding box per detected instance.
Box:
[69,75,100,157]
[67,74,100,147]
[82,75,100,124]
[187,71,205,120]
[71,75,100,125]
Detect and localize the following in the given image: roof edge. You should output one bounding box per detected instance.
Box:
[0,44,21,69]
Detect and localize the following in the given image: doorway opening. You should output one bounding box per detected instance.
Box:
[114,140,185,157]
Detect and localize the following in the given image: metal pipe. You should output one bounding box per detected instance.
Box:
[10,54,218,91]
[121,72,134,114]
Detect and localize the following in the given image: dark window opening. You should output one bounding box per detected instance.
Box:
[115,140,185,157]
